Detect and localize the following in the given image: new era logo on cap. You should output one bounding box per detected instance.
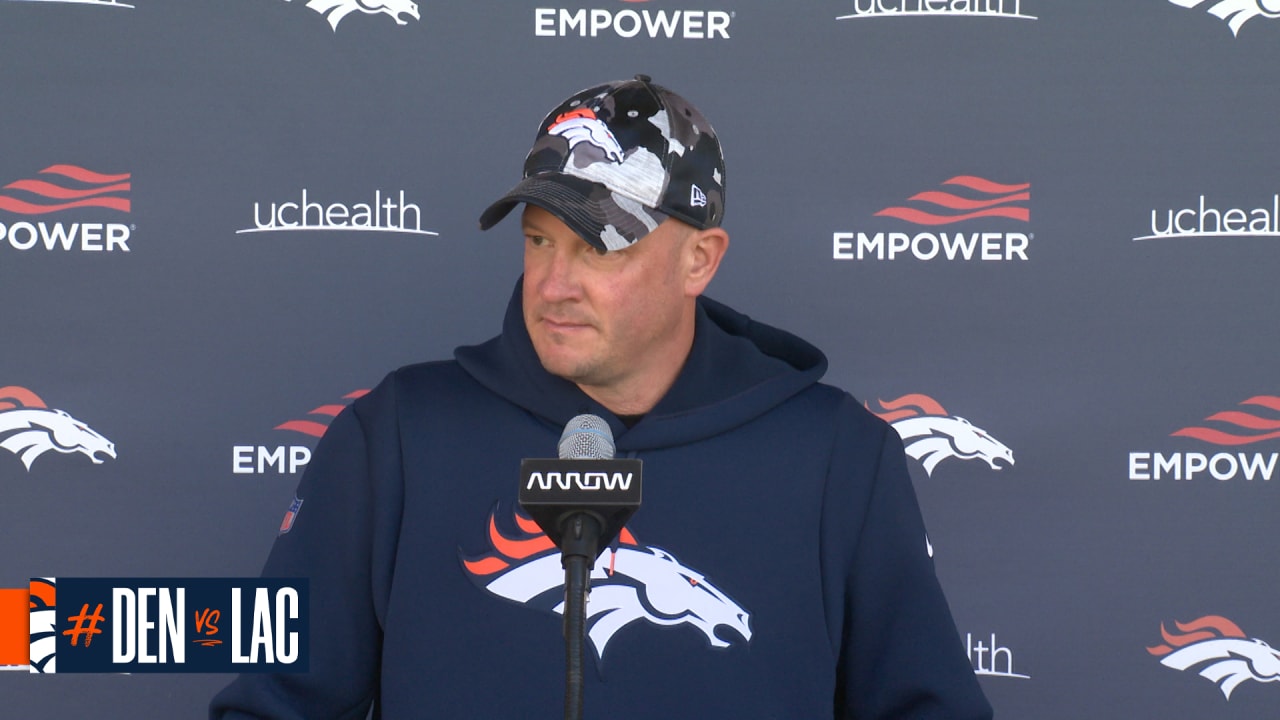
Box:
[691,184,707,208]
[479,75,726,252]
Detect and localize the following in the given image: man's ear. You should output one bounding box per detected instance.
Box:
[684,227,730,297]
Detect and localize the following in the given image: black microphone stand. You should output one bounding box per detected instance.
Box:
[559,513,603,720]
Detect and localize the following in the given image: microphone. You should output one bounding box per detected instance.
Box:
[519,414,642,562]
[519,415,643,720]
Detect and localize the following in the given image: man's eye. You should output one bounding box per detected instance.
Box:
[592,245,608,256]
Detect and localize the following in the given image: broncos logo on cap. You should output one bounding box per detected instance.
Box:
[461,508,752,661]
[547,108,626,165]
[1148,615,1280,699]
[301,0,420,31]
[0,387,116,471]
[869,393,1013,477]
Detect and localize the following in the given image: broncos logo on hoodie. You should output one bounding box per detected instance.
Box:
[460,507,752,661]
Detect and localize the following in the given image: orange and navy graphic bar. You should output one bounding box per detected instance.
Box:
[0,578,307,673]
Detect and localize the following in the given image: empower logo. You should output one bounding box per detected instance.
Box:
[0,165,132,252]
[1135,193,1280,241]
[0,386,116,471]
[838,0,1036,21]
[285,0,420,31]
[535,1,733,39]
[1129,395,1280,481]
[1168,0,1280,35]
[1148,616,1280,699]
[461,508,752,662]
[232,389,369,475]
[833,176,1032,261]
[868,394,1014,477]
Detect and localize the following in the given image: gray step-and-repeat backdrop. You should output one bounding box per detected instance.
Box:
[2,1,1277,717]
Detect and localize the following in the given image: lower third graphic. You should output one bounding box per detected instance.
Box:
[0,578,308,673]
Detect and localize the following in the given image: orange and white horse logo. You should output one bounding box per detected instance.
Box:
[1168,0,1280,35]
[1149,615,1280,699]
[461,508,751,661]
[869,394,1013,477]
[300,0,420,31]
[0,387,115,471]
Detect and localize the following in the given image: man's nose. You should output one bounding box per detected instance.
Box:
[535,245,582,302]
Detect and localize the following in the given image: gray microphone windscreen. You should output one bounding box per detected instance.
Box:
[558,414,616,459]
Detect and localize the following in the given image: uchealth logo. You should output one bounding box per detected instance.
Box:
[966,631,1030,680]
[1,0,134,8]
[461,507,752,663]
[1129,395,1279,482]
[837,0,1037,21]
[1168,0,1280,36]
[1148,616,1280,699]
[0,386,115,472]
[535,1,733,39]
[869,394,1014,477]
[232,389,368,476]
[236,189,437,237]
[833,176,1032,262]
[0,165,132,253]
[1135,192,1280,242]
[283,0,420,31]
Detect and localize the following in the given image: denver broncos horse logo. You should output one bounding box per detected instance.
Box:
[869,394,1013,477]
[461,508,752,661]
[28,579,57,674]
[301,0,420,31]
[1148,615,1280,699]
[1169,0,1280,35]
[0,387,115,471]
[548,108,626,165]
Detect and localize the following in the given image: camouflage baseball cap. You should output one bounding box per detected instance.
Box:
[478,75,726,252]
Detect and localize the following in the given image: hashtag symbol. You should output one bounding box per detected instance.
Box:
[63,603,106,647]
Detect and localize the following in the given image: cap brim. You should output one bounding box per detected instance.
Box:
[478,174,667,252]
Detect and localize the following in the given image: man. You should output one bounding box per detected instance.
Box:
[211,76,992,719]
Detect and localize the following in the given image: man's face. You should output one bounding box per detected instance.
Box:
[521,204,696,403]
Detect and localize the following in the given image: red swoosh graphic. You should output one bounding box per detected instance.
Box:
[275,420,330,438]
[944,176,1030,194]
[3,179,131,200]
[1244,395,1280,412]
[0,196,130,214]
[1205,411,1280,431]
[1171,428,1280,445]
[38,165,130,184]
[907,190,1030,210]
[307,404,347,418]
[874,206,1030,225]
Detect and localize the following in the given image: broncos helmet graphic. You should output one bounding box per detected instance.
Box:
[461,507,752,663]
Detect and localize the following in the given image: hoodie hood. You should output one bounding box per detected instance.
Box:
[455,279,827,451]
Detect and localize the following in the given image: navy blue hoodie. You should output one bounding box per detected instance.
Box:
[211,282,992,719]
